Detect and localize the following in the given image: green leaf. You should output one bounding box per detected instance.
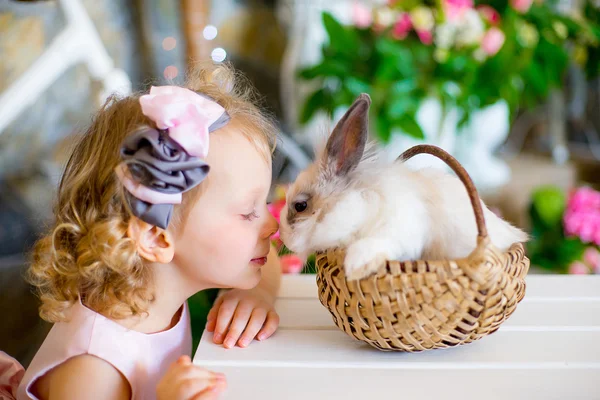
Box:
[345,77,371,96]
[375,55,401,81]
[298,61,348,79]
[531,185,566,228]
[188,289,219,354]
[396,114,425,139]
[524,62,548,98]
[556,238,587,269]
[300,89,326,124]
[322,12,358,56]
[375,38,415,78]
[322,12,345,45]
[456,111,471,129]
[375,37,402,56]
[386,96,414,120]
[375,114,392,143]
[390,79,417,96]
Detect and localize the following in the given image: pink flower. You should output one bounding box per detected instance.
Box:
[563,212,577,236]
[580,221,596,243]
[510,0,534,13]
[568,261,590,275]
[445,0,474,9]
[268,198,286,247]
[583,247,600,269]
[267,199,286,223]
[568,187,600,212]
[564,211,600,244]
[481,27,505,56]
[444,0,474,21]
[353,2,373,28]
[392,13,412,40]
[477,5,501,25]
[563,187,600,245]
[280,254,304,274]
[417,29,433,45]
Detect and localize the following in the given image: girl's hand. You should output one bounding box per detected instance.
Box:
[206,288,279,349]
[156,356,226,400]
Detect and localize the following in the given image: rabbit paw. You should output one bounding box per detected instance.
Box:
[344,239,391,281]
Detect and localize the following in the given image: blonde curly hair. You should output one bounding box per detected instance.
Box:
[28,62,278,323]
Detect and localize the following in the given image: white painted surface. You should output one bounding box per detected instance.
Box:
[194,275,600,400]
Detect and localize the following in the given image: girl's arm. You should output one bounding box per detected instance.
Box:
[47,354,225,400]
[45,355,130,400]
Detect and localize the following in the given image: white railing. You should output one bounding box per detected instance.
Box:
[0,0,131,135]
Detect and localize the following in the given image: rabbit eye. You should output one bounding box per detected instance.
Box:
[294,201,308,213]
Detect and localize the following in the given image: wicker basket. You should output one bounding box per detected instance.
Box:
[315,145,530,352]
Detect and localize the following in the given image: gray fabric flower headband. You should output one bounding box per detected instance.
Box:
[115,86,230,229]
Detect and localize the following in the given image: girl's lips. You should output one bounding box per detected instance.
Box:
[250,257,268,266]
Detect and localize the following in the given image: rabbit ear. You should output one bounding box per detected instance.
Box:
[324,93,371,176]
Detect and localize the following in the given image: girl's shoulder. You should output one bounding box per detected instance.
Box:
[33,354,130,400]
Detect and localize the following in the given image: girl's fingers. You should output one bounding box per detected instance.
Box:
[205,297,224,333]
[160,356,192,382]
[222,302,254,349]
[191,380,227,400]
[237,308,267,348]
[257,311,279,341]
[205,318,217,333]
[213,298,239,344]
[169,364,223,386]
[178,355,192,365]
[176,376,222,399]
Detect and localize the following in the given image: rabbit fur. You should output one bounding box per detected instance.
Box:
[279,94,528,280]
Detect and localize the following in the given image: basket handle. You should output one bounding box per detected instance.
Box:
[398,145,488,239]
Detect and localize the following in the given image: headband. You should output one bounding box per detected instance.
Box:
[115,86,230,228]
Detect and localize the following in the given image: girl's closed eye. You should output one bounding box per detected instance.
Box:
[242,210,260,221]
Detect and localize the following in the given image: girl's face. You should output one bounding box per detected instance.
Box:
[172,126,278,291]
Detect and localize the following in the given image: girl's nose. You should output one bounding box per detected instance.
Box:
[262,210,279,239]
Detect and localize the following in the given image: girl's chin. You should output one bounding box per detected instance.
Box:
[229,270,262,291]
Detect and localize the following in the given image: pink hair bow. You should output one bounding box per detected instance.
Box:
[139,86,226,158]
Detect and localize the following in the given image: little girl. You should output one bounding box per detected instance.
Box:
[3,63,282,399]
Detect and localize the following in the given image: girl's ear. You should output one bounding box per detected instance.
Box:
[127,216,175,263]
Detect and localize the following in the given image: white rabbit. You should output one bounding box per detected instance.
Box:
[279,93,528,281]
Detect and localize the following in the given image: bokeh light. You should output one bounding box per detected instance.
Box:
[211,48,226,62]
[164,65,178,80]
[203,25,218,40]
[162,37,177,51]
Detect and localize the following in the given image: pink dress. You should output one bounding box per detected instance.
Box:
[11,299,191,400]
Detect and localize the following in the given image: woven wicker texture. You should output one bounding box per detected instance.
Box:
[315,145,530,352]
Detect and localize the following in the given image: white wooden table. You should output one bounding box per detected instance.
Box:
[194,275,600,400]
